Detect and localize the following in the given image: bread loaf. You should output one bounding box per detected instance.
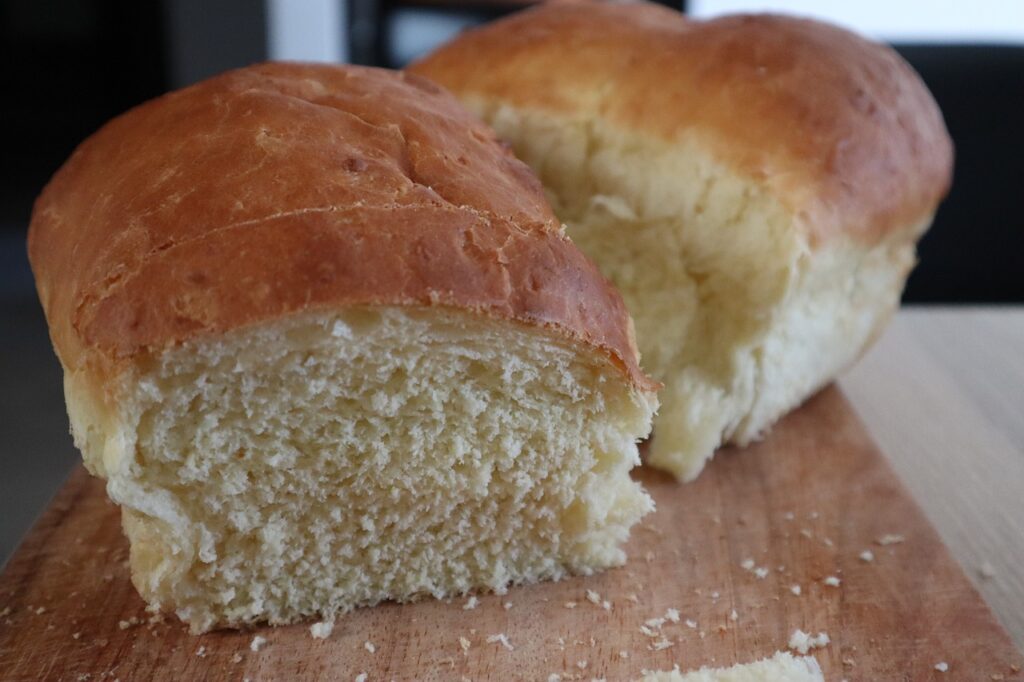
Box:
[411,3,953,480]
[28,63,657,632]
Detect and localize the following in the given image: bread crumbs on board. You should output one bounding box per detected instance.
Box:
[486,633,514,651]
[309,620,334,639]
[250,635,267,652]
[788,629,830,654]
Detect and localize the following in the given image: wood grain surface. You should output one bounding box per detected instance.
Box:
[0,387,1021,681]
[842,307,1024,650]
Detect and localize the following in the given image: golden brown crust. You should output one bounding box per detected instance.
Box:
[410,2,953,246]
[28,63,654,390]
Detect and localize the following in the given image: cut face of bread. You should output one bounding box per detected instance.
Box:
[66,306,655,633]
[465,106,923,480]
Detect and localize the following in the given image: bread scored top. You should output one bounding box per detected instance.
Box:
[410,2,953,247]
[28,62,654,392]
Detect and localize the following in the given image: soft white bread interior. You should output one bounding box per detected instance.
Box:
[28,63,656,632]
[638,652,823,682]
[411,4,953,480]
[66,306,654,633]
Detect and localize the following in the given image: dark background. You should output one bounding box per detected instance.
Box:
[0,0,1022,563]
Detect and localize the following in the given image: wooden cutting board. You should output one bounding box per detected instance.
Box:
[0,386,1020,681]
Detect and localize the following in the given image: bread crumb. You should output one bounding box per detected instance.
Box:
[978,562,996,579]
[640,625,659,638]
[486,633,514,651]
[35,606,46,615]
[619,650,629,659]
[355,674,367,682]
[876,534,905,546]
[859,550,875,562]
[250,635,267,652]
[800,529,813,539]
[565,602,577,609]
[459,636,471,654]
[711,591,720,599]
[823,537,834,547]
[463,596,479,610]
[310,619,334,639]
[72,632,82,640]
[935,662,949,672]
[665,608,680,622]
[627,593,639,604]
[364,641,375,654]
[784,511,795,521]
[729,609,738,622]
[842,658,856,667]
[742,559,770,579]
[196,646,206,658]
[231,653,243,663]
[649,638,674,651]
[601,600,612,611]
[547,675,560,682]
[576,660,588,669]
[585,589,601,605]
[788,629,830,654]
[685,619,697,629]
[790,585,802,596]
[824,576,841,587]
[503,601,513,610]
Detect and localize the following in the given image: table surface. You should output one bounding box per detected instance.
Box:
[840,307,1024,650]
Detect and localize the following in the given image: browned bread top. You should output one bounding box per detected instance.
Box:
[28,62,653,390]
[410,2,954,246]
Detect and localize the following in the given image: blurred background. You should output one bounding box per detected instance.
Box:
[1,0,1022,563]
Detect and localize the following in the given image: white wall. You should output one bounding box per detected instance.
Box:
[266,0,347,62]
[690,0,1024,43]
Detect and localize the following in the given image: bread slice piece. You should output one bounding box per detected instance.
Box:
[410,3,953,481]
[638,652,823,682]
[28,63,657,632]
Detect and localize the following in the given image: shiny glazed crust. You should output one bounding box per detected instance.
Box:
[27,63,653,391]
[410,2,953,246]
